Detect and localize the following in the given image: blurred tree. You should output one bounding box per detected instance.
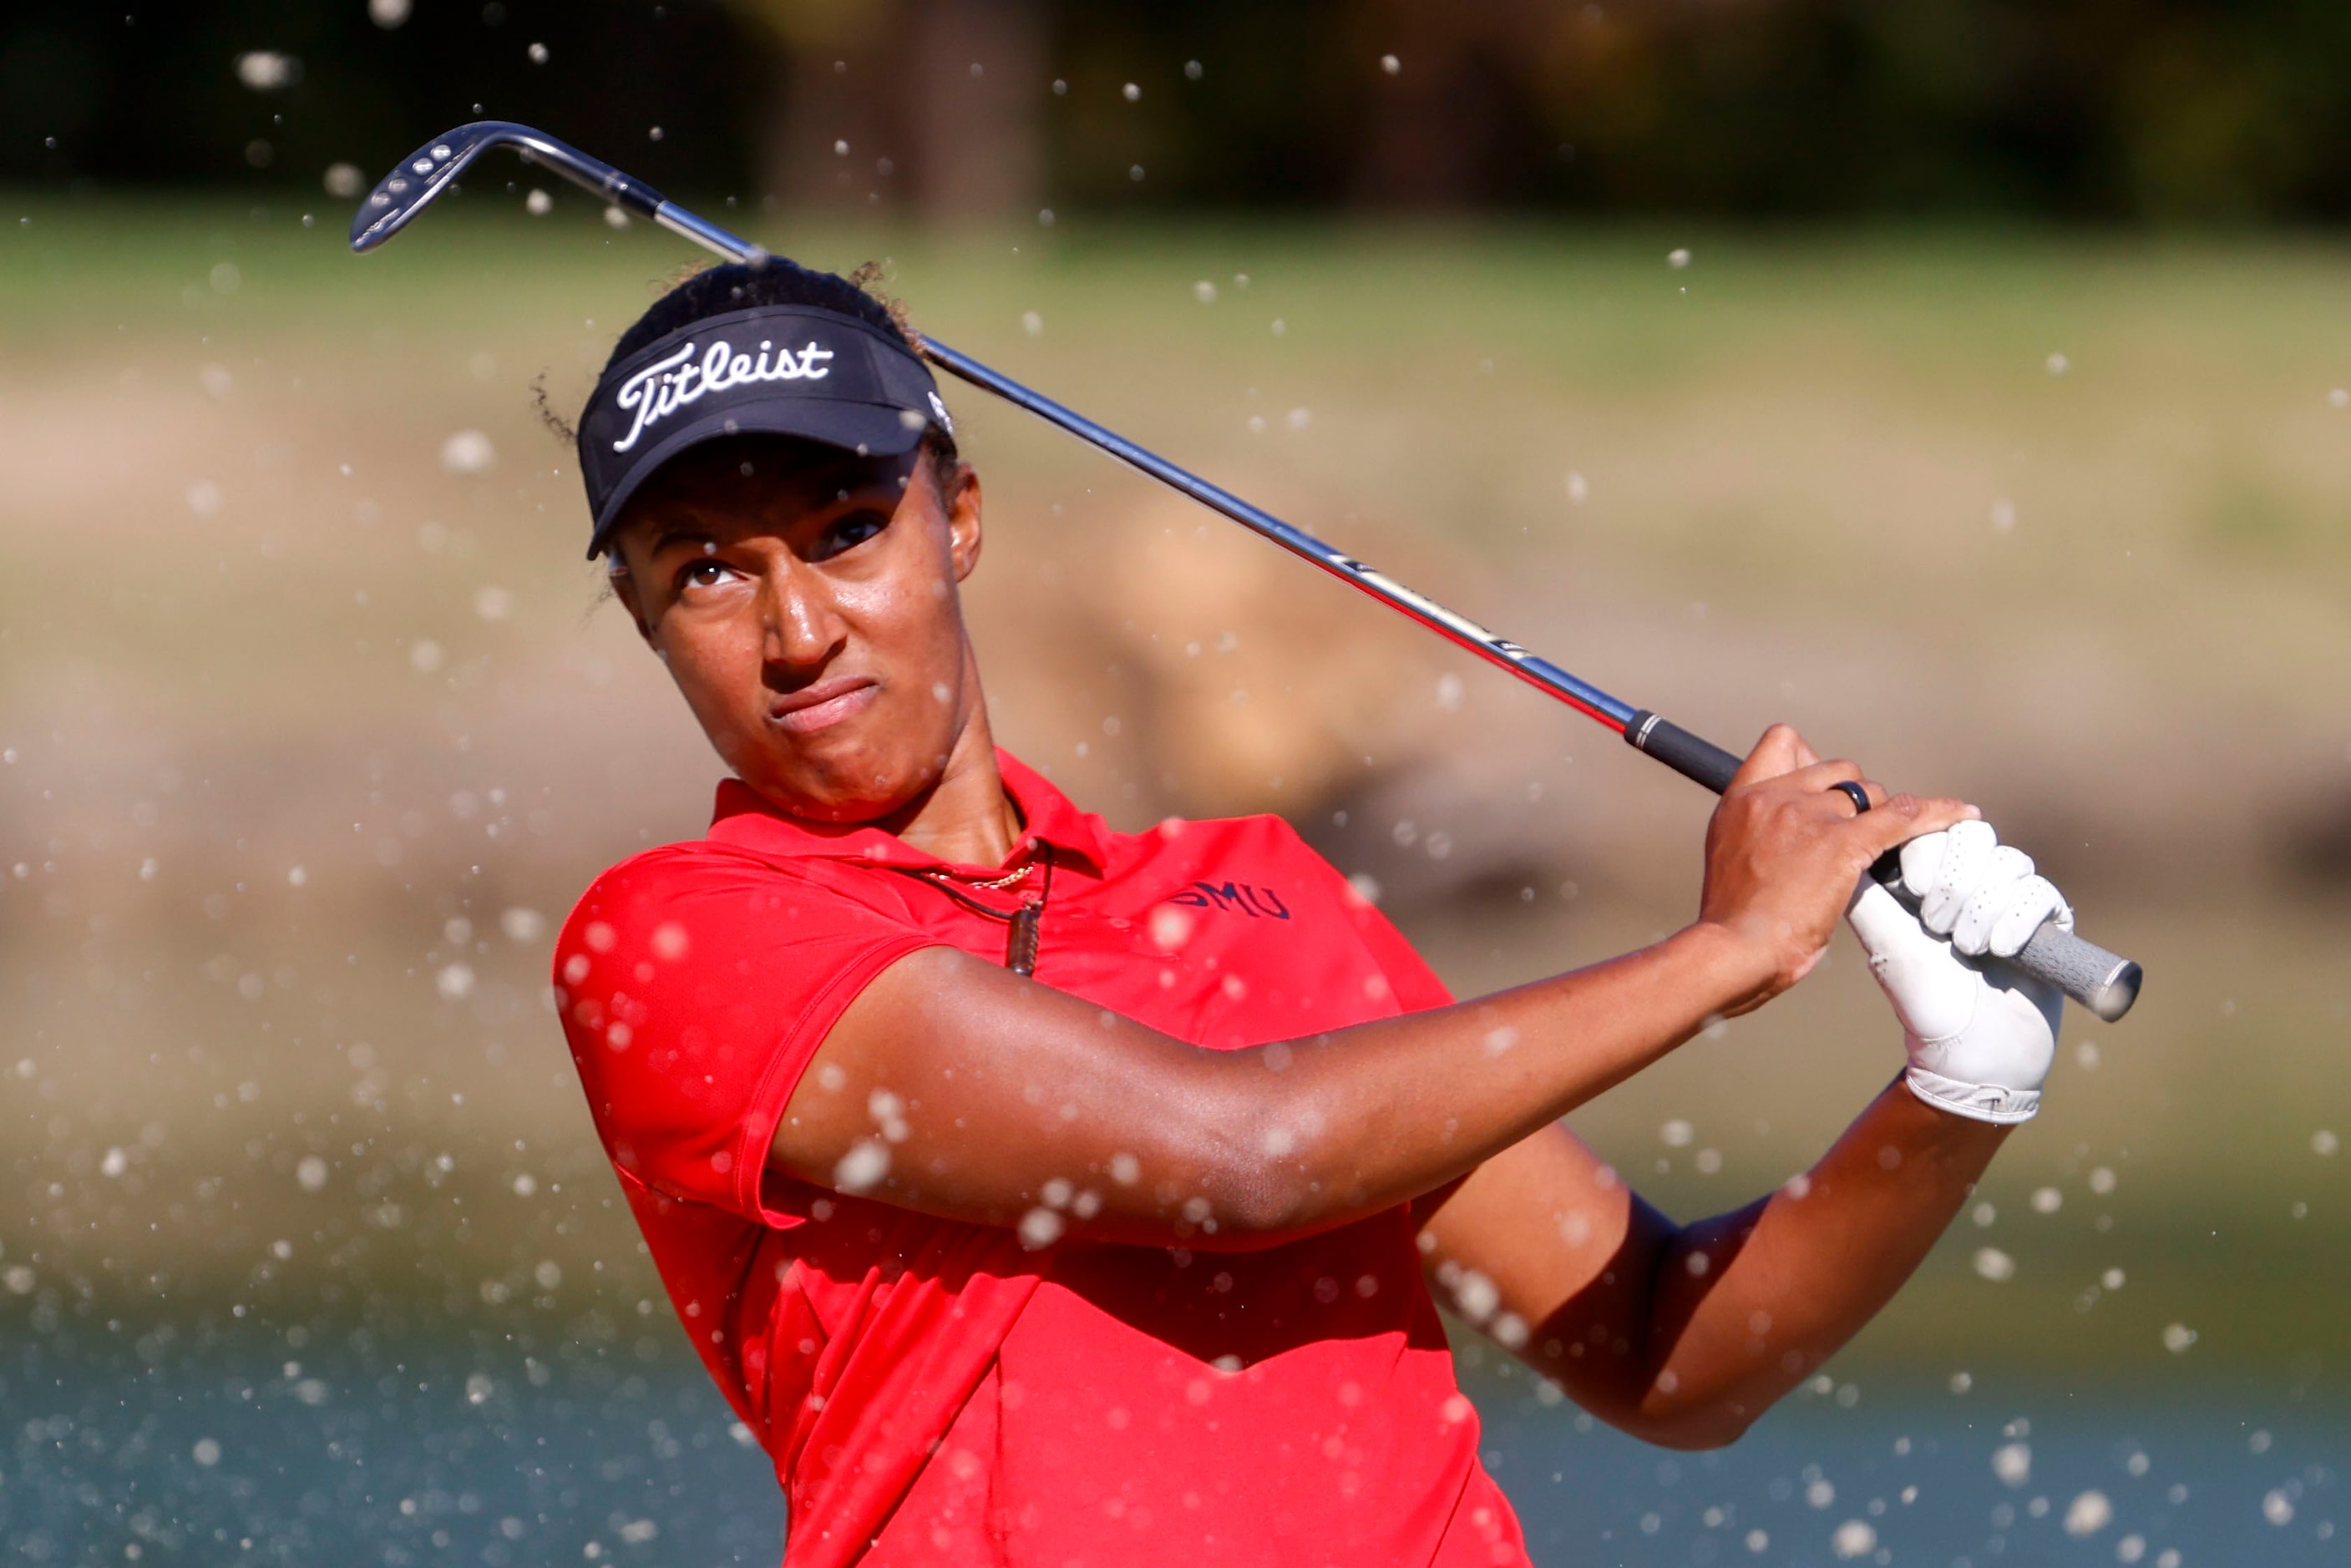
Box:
[723,0,1046,219]
[8,0,2351,225]
[1344,1,1546,207]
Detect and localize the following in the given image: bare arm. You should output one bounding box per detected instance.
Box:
[771,726,1974,1252]
[778,923,1758,1249]
[1416,1085,2005,1449]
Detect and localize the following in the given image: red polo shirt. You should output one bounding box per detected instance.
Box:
[554,752,1531,1568]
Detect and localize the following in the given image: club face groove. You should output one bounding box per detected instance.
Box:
[349,120,645,255]
[348,124,509,252]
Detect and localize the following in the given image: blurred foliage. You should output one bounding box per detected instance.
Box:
[10,1,2351,221]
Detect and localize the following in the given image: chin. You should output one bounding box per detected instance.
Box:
[737,741,941,825]
[786,785,910,825]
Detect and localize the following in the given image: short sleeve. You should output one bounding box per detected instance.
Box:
[552,846,935,1225]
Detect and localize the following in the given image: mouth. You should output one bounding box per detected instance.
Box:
[768,675,880,736]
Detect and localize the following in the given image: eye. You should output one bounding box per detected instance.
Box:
[816,509,889,559]
[676,558,739,593]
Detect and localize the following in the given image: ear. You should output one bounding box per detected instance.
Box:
[607,563,656,643]
[944,463,983,582]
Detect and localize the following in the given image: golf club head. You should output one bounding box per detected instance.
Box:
[348,121,663,254]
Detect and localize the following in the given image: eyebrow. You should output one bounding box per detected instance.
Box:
[646,526,720,557]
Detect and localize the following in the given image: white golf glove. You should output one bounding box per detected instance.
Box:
[1844,819,2069,1124]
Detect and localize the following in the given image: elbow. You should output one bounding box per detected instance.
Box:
[1641,1412,1756,1452]
[1149,1065,1358,1250]
[1184,1125,1350,1252]
[1586,1369,1761,1451]
[1192,1160,1330,1251]
[1617,1391,1759,1452]
[1137,1067,1345,1250]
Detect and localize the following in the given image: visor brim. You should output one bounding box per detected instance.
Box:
[584,400,930,559]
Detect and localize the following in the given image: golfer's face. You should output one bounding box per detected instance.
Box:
[609,444,981,821]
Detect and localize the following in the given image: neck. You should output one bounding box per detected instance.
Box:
[877,678,1021,869]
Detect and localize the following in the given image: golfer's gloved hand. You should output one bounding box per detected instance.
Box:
[1844,820,2068,1124]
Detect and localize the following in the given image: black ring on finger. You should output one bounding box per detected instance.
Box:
[1831,780,1872,816]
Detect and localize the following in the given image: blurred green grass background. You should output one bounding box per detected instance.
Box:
[3,196,2347,1393]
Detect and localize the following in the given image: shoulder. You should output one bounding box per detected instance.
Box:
[553,841,939,1080]
[560,844,755,969]
[564,840,813,936]
[555,841,920,996]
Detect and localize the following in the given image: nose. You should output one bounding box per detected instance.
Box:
[759,557,848,675]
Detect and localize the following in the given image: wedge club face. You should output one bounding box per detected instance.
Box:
[348,121,666,254]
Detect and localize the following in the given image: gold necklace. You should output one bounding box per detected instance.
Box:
[924,858,1036,893]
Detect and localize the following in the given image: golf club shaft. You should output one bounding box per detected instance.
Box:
[925,345,2136,1024]
[372,125,2142,1022]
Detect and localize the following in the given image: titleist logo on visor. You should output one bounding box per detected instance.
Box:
[610,336,838,453]
[579,301,948,556]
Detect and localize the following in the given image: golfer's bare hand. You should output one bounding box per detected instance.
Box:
[1695,724,1976,1011]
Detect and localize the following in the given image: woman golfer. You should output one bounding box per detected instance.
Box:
[553,261,2071,1566]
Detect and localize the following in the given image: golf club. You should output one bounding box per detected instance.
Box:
[351,121,2143,1023]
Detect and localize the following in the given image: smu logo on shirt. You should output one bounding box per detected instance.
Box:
[1165,879,1292,919]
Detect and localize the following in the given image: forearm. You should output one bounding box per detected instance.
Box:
[1248,923,1766,1234]
[1630,1082,2007,1442]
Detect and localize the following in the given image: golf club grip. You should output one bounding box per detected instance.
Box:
[1624,711,2142,1021]
[1624,711,1746,792]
